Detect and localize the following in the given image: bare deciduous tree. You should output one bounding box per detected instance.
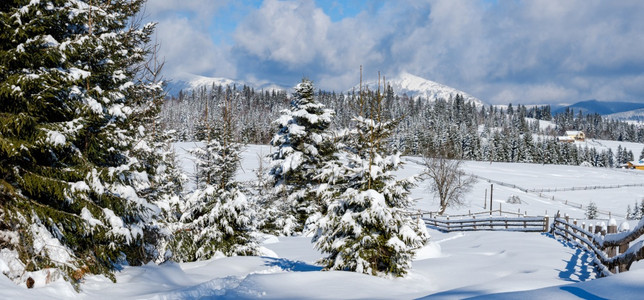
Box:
[423,156,476,215]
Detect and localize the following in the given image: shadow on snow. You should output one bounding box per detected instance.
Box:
[261,257,323,272]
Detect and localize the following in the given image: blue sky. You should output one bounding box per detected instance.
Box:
[145,0,644,104]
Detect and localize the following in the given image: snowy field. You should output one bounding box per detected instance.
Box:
[4,142,644,299]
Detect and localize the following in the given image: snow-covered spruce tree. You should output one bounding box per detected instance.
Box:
[266,78,336,235]
[586,202,599,220]
[134,125,187,263]
[172,96,258,261]
[0,0,164,283]
[313,75,428,277]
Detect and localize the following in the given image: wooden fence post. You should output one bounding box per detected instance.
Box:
[551,211,560,235]
[618,222,629,272]
[619,242,629,272]
[446,215,450,232]
[572,219,577,241]
[473,215,477,230]
[544,216,549,233]
[607,220,617,273]
[564,215,570,239]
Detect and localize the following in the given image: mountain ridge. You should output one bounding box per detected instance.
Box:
[165,72,486,107]
[553,99,644,120]
[164,74,288,97]
[358,72,485,107]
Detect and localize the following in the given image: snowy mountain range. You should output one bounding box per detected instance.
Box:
[165,72,486,107]
[164,74,288,96]
[359,72,485,107]
[552,99,644,121]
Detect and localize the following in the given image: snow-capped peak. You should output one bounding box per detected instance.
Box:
[186,75,238,90]
[359,71,485,107]
[165,74,288,96]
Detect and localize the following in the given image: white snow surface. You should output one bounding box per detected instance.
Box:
[4,144,644,298]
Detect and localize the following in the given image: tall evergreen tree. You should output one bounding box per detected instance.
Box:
[173,96,258,261]
[313,77,428,277]
[267,78,337,234]
[0,0,163,283]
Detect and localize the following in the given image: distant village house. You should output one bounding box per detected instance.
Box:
[557,131,585,143]
[626,160,644,170]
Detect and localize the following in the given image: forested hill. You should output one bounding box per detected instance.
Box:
[160,83,644,167]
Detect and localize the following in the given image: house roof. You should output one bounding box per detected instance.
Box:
[566,131,583,135]
[628,160,644,167]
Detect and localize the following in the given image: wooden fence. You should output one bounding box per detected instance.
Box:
[551,212,644,276]
[420,210,549,233]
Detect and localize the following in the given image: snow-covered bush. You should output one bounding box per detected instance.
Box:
[586,202,599,220]
[507,195,522,204]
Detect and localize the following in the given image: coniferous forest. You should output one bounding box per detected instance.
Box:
[161,85,644,167]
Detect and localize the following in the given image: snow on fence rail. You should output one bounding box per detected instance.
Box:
[551,212,644,277]
[416,210,549,233]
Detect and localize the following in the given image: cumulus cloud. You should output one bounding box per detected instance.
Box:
[142,0,239,81]
[154,17,236,80]
[145,0,644,104]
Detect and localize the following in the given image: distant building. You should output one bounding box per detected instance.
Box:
[556,136,575,143]
[626,160,644,170]
[565,131,585,141]
[557,131,585,143]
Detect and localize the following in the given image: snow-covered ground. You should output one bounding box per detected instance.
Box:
[4,143,644,299]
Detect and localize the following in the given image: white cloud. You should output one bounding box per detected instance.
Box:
[234,0,330,65]
[145,0,644,103]
[154,16,236,80]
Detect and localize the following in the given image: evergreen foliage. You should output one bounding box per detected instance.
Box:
[313,79,428,277]
[266,78,337,234]
[0,0,166,283]
[171,94,258,261]
[162,83,640,168]
[633,199,644,221]
[586,202,599,220]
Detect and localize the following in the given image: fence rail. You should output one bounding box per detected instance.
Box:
[551,213,644,276]
[470,174,626,219]
[419,211,549,233]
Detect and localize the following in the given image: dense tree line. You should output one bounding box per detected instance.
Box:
[161,84,643,168]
